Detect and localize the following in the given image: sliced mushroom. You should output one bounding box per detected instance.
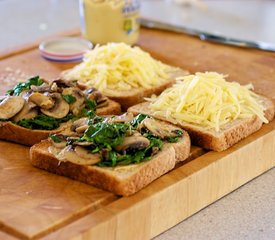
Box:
[57,145,100,165]
[142,118,182,139]
[85,88,109,108]
[62,87,85,115]
[50,82,58,92]
[76,125,89,134]
[30,82,52,93]
[75,146,100,164]
[151,147,159,156]
[52,141,67,149]
[12,101,38,122]
[101,148,109,160]
[66,136,81,142]
[73,141,94,146]
[19,90,33,100]
[96,99,108,108]
[71,117,89,133]
[28,92,55,110]
[87,89,104,102]
[41,93,70,119]
[108,113,134,124]
[53,79,78,88]
[116,136,150,152]
[0,96,25,119]
[128,130,142,137]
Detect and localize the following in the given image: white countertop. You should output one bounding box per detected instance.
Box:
[1,0,275,239]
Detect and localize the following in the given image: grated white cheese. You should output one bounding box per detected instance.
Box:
[147,72,268,131]
[62,43,170,94]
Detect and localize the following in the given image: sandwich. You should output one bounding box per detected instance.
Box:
[0,76,121,146]
[128,72,275,151]
[30,113,191,196]
[61,42,189,111]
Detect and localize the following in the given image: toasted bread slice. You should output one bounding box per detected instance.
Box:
[0,99,121,146]
[62,67,189,111]
[30,131,190,196]
[128,96,275,152]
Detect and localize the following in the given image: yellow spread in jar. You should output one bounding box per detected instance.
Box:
[79,0,140,45]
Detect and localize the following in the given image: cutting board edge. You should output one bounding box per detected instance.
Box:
[41,124,275,240]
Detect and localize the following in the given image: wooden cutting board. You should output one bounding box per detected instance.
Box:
[0,28,275,240]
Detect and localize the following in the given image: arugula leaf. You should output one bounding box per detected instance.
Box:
[79,108,95,118]
[85,99,96,109]
[98,133,163,167]
[88,116,105,125]
[7,76,44,96]
[50,134,62,143]
[62,94,76,104]
[131,114,149,128]
[144,134,163,150]
[77,99,97,118]
[16,114,75,130]
[109,151,118,166]
[166,130,183,142]
[82,122,129,149]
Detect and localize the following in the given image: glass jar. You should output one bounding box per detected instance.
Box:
[79,0,140,45]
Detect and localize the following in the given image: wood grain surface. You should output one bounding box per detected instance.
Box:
[0,141,117,239]
[0,28,275,239]
[0,231,19,240]
[138,29,275,102]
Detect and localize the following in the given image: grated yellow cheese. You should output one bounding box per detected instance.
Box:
[62,43,170,94]
[147,72,268,131]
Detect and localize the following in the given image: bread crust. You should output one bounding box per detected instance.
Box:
[0,99,121,146]
[128,96,275,152]
[62,67,189,111]
[96,99,121,116]
[30,134,190,196]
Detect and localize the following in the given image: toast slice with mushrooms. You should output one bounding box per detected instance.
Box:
[30,113,191,196]
[0,76,121,146]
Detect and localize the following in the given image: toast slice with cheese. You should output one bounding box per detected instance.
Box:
[30,114,191,196]
[128,72,275,152]
[99,68,188,111]
[0,77,121,146]
[128,99,274,152]
[60,43,189,111]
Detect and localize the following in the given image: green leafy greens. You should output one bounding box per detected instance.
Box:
[16,114,75,130]
[51,114,184,167]
[82,122,130,150]
[14,95,97,130]
[166,130,183,143]
[79,99,97,118]
[62,94,76,104]
[78,114,165,167]
[7,76,44,96]
[98,133,163,167]
[50,134,63,143]
[130,113,148,128]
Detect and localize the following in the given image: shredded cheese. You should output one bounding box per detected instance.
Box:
[147,72,268,131]
[62,43,170,94]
